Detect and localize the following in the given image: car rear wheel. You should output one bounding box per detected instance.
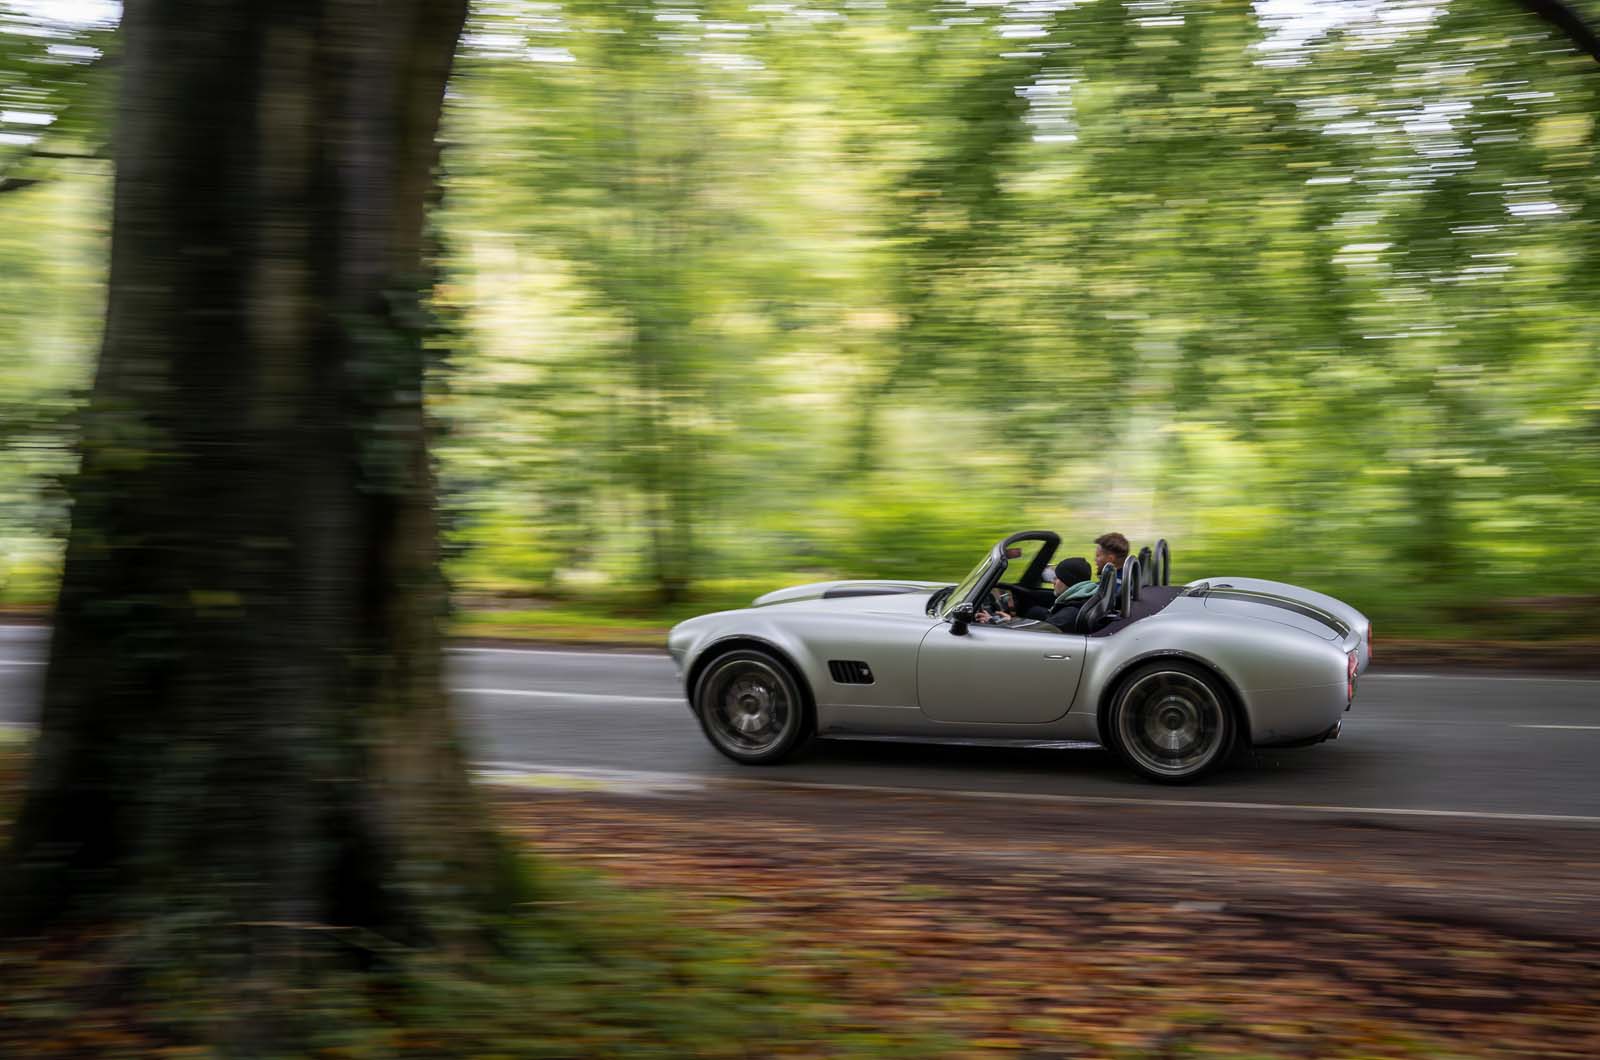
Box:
[694,649,811,765]
[1107,661,1236,783]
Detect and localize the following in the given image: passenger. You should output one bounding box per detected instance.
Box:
[1093,532,1130,589]
[1035,534,1130,629]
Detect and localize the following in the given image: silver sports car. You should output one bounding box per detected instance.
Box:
[667,531,1372,782]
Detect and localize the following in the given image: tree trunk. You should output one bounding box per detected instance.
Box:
[2,0,511,958]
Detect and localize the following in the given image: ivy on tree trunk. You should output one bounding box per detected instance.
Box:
[2,0,514,960]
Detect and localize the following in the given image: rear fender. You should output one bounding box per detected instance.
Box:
[1190,576,1371,674]
[1093,648,1252,747]
[1078,606,1350,746]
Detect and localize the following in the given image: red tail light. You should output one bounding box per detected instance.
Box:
[1366,622,1374,664]
[1346,650,1358,702]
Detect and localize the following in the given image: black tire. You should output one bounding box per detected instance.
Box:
[692,648,812,765]
[1106,660,1237,783]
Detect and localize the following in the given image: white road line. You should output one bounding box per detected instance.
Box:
[0,648,669,664]
[450,647,665,660]
[0,721,1595,824]
[0,627,1593,678]
[473,760,1600,826]
[476,760,703,787]
[1368,673,1600,684]
[1359,717,1595,726]
[453,686,684,705]
[0,661,44,668]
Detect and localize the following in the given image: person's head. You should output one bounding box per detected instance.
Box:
[1093,533,1129,577]
[1052,556,1092,592]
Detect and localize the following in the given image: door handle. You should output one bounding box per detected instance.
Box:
[1043,653,1071,660]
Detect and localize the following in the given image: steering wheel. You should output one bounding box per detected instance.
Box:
[975,589,1014,622]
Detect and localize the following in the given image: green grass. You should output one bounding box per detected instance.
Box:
[453,606,673,644]
[446,587,1600,650]
[0,747,956,1059]
[9,554,1599,649]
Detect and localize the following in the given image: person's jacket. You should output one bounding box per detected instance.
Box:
[1027,578,1101,627]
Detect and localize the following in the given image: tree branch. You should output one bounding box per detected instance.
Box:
[1515,0,1600,66]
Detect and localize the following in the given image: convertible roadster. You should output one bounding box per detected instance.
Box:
[667,531,1372,782]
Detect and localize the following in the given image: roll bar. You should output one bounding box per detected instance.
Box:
[1098,562,1120,618]
[1120,555,1141,616]
[1153,538,1170,585]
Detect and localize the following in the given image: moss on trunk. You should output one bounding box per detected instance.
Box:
[1,0,515,965]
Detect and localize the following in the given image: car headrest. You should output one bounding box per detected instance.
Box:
[1137,546,1153,586]
[1153,539,1170,586]
[1121,556,1141,614]
[1073,563,1121,633]
[1073,588,1105,633]
[1098,562,1118,610]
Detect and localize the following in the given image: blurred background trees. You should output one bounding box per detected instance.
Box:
[4,0,1600,639]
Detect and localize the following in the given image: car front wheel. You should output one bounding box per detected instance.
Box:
[693,649,811,765]
[1107,661,1236,783]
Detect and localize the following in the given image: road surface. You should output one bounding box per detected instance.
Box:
[3,624,1597,822]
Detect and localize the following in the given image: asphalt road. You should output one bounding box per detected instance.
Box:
[3,623,1598,822]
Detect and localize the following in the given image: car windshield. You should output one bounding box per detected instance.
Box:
[939,550,998,618]
[1005,540,1046,585]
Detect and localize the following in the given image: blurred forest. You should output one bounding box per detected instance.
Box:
[3,0,1599,639]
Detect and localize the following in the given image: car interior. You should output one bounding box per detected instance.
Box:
[982,534,1180,636]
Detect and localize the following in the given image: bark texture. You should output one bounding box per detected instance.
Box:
[2,0,503,953]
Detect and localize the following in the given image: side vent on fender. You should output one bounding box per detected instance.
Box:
[828,660,875,685]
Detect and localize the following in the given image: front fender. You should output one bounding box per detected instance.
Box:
[669,611,813,691]
[669,606,938,729]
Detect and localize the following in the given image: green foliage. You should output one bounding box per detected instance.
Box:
[7,1,1600,638]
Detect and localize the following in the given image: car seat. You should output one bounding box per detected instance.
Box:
[1072,563,1121,634]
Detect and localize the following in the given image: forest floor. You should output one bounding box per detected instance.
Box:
[485,776,1600,1059]
[2,746,1597,1057]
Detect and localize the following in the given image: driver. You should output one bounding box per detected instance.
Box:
[1028,556,1093,624]
[976,555,1092,626]
[978,533,1129,628]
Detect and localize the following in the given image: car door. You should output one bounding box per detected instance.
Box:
[915,621,1086,724]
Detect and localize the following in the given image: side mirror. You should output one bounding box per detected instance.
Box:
[950,601,976,636]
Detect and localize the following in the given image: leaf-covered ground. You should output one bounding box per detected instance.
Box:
[4,746,1598,1058]
[493,779,1600,1059]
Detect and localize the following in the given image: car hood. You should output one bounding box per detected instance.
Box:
[751,579,947,607]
